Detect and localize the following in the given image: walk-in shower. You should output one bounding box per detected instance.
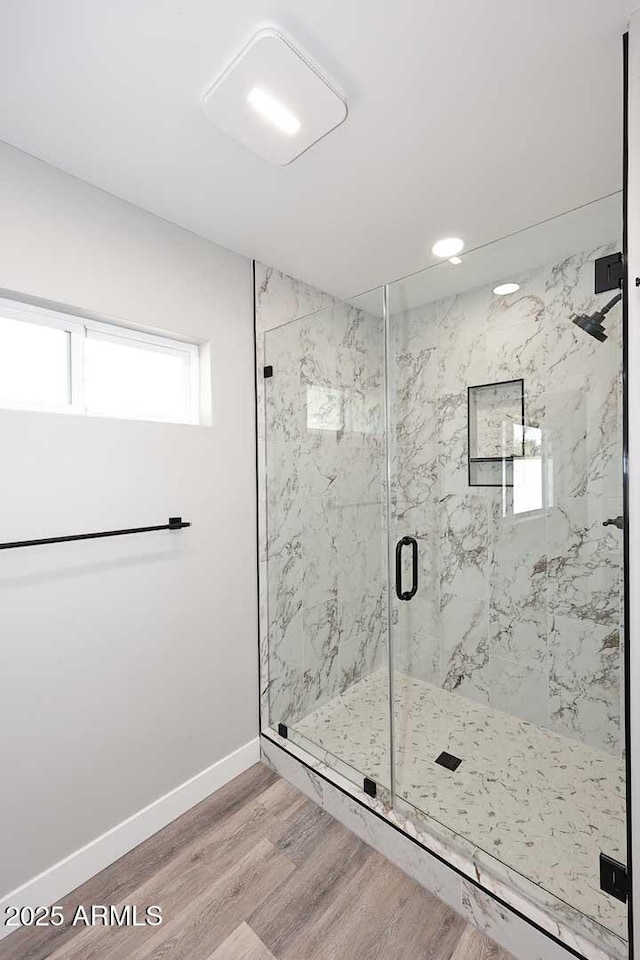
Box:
[258,191,627,960]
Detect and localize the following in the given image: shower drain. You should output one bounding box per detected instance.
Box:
[435,751,462,771]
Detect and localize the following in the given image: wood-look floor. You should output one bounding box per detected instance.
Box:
[0,763,514,960]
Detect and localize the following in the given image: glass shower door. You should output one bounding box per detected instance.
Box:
[264,289,392,795]
[387,195,627,949]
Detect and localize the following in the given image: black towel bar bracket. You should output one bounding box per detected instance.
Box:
[0,517,191,551]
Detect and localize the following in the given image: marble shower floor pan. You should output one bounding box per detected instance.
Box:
[292,669,627,947]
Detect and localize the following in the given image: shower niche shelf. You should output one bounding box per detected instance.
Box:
[468,379,525,487]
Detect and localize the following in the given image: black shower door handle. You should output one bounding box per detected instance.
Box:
[395,536,418,601]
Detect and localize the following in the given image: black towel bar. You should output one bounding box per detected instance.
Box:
[0,517,191,550]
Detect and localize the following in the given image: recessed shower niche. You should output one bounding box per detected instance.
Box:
[467,378,525,486]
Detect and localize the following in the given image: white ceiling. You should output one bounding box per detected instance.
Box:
[346,191,622,317]
[0,0,633,299]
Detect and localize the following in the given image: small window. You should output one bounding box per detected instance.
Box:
[0,301,80,413]
[0,297,200,425]
[84,322,198,424]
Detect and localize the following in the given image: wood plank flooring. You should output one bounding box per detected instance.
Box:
[0,763,513,960]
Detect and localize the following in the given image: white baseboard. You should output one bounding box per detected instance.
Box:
[0,737,260,940]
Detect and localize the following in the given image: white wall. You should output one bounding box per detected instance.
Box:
[0,141,258,899]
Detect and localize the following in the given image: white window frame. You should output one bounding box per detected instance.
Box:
[83,319,200,425]
[0,296,200,425]
[0,297,84,416]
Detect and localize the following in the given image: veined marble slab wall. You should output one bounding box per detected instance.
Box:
[255,263,387,730]
[390,242,624,755]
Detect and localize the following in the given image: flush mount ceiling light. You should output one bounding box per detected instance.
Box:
[493,282,521,296]
[202,28,347,165]
[247,86,301,136]
[432,237,465,259]
[449,256,463,265]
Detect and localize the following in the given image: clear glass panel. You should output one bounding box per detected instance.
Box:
[0,315,70,407]
[85,333,193,423]
[264,289,391,794]
[388,193,626,944]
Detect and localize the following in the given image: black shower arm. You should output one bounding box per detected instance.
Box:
[597,292,623,318]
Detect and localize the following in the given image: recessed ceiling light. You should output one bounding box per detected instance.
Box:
[247,86,301,136]
[449,256,463,265]
[432,237,464,258]
[493,282,520,296]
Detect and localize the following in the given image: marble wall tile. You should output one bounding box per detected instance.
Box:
[395,343,438,448]
[393,616,439,684]
[305,382,343,432]
[302,509,338,611]
[439,593,490,704]
[393,440,439,505]
[488,496,547,667]
[267,585,305,727]
[545,376,621,502]
[586,376,623,500]
[332,433,385,506]
[266,536,304,726]
[300,311,339,391]
[393,495,438,541]
[544,243,620,396]
[340,590,387,685]
[265,439,302,560]
[483,273,547,395]
[334,500,383,546]
[337,307,384,437]
[298,431,339,501]
[523,389,546,444]
[437,391,472,496]
[437,287,491,396]
[546,497,622,627]
[391,301,440,353]
[337,517,383,602]
[549,615,621,754]
[263,322,303,444]
[256,262,388,729]
[546,385,590,499]
[256,264,335,334]
[342,383,384,438]
[302,597,341,714]
[439,492,489,600]
[490,656,549,726]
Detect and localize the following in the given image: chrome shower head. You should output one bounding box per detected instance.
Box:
[571,292,622,343]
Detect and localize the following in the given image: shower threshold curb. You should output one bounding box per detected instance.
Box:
[261,729,626,960]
